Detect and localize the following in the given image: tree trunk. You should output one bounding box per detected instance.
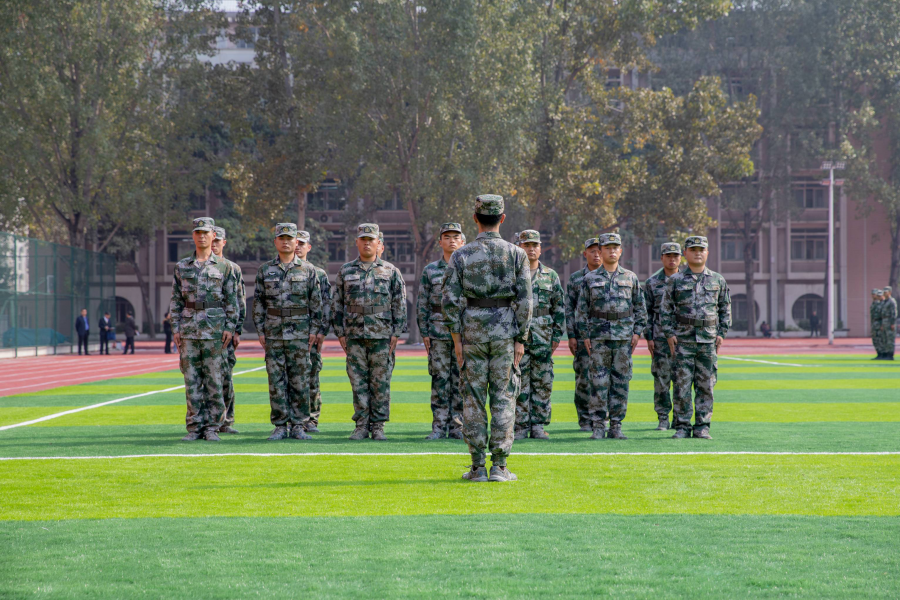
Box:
[742,210,757,337]
[130,258,157,339]
[891,215,900,290]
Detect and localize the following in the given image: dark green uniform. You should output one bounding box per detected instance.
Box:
[644,267,676,423]
[308,264,331,426]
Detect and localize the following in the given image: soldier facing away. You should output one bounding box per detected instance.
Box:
[170,217,239,442]
[253,223,324,441]
[643,242,683,431]
[660,236,731,440]
[417,222,465,440]
[515,230,565,440]
[574,232,647,440]
[295,230,332,431]
[881,286,897,360]
[332,224,407,441]
[211,226,246,435]
[443,194,532,482]
[565,237,602,431]
[870,288,884,359]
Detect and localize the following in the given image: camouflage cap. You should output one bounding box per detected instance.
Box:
[685,235,708,249]
[357,223,379,239]
[518,230,541,244]
[297,230,311,243]
[872,288,883,295]
[474,194,504,215]
[274,223,298,238]
[584,237,599,250]
[439,222,463,236]
[192,217,215,232]
[885,286,893,293]
[598,232,622,246]
[213,226,226,240]
[378,231,384,243]
[460,233,467,242]
[661,242,682,255]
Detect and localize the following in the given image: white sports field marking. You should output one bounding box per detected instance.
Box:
[2,451,898,461]
[719,356,820,367]
[0,365,267,432]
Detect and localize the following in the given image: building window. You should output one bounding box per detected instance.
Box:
[327,239,346,263]
[792,293,824,324]
[308,180,347,211]
[730,294,760,330]
[168,237,195,262]
[721,230,757,261]
[791,231,827,261]
[793,186,826,209]
[606,68,622,89]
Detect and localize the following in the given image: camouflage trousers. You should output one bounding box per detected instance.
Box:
[346,338,392,427]
[650,340,674,420]
[309,347,323,425]
[672,341,717,432]
[460,339,520,467]
[179,339,226,433]
[223,341,237,427]
[516,344,554,429]
[427,339,463,432]
[874,325,896,354]
[587,339,633,425]
[264,339,311,427]
[572,344,592,427]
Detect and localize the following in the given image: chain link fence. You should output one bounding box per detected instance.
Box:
[0,232,116,357]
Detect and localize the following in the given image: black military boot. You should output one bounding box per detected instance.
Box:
[370,423,387,441]
[671,428,690,439]
[290,424,312,440]
[589,422,607,440]
[349,424,369,440]
[606,422,627,440]
[203,429,221,442]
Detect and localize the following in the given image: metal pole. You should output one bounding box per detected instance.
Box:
[827,167,835,345]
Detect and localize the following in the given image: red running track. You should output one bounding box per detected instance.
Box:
[0,337,877,397]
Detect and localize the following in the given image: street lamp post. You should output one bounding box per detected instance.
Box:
[820,161,845,345]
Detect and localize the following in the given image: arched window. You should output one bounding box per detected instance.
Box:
[115,297,135,327]
[792,294,824,324]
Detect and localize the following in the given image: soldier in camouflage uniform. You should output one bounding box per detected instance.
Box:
[211,226,246,434]
[871,289,884,359]
[170,217,239,442]
[574,232,647,440]
[443,194,532,483]
[882,286,897,360]
[253,223,324,441]
[515,230,565,440]
[417,222,465,440]
[295,231,332,431]
[566,238,602,431]
[643,242,683,431]
[661,236,731,440]
[333,224,407,441]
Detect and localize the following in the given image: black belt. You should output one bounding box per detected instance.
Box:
[467,298,513,308]
[185,301,223,310]
[590,308,632,320]
[534,307,551,318]
[348,305,390,315]
[677,315,717,327]
[430,304,443,314]
[267,307,309,317]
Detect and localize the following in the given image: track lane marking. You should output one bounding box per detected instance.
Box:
[720,356,820,367]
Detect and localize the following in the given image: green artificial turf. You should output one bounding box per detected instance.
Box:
[1,515,898,599]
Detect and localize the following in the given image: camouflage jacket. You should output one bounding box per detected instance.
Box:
[252,256,324,341]
[332,258,407,339]
[417,258,453,340]
[169,253,239,340]
[527,262,565,347]
[574,264,647,341]
[871,300,882,329]
[660,267,731,343]
[228,260,247,335]
[883,298,898,327]
[565,266,591,340]
[643,267,677,341]
[309,263,332,336]
[443,231,532,344]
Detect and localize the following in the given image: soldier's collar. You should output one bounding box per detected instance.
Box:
[476,231,501,240]
[437,258,447,268]
[191,252,218,264]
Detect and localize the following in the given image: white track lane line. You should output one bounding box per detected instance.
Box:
[2,451,898,461]
[719,356,820,367]
[0,365,267,431]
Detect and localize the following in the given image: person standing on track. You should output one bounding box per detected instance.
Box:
[565,238,601,432]
[574,232,647,441]
[643,242,683,431]
[170,217,239,442]
[75,308,90,355]
[417,222,465,440]
[99,312,112,355]
[870,289,883,359]
[882,286,897,360]
[253,223,324,441]
[332,224,407,441]
[295,230,331,432]
[212,226,246,435]
[514,230,565,441]
[123,312,137,355]
[660,236,731,440]
[443,194,532,483]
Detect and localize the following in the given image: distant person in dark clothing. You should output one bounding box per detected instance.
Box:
[99,312,112,355]
[123,312,137,354]
[75,308,90,355]
[760,321,772,338]
[809,311,820,337]
[163,312,174,354]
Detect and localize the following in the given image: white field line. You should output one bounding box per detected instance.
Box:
[719,356,820,367]
[0,365,267,432]
[2,451,899,461]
